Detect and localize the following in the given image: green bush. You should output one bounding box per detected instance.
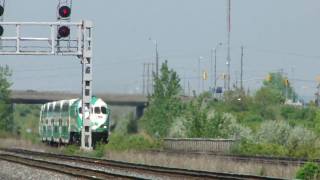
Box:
[232,141,288,157]
[296,162,320,180]
[243,113,263,123]
[94,142,106,158]
[62,145,79,156]
[105,133,162,151]
[127,112,138,134]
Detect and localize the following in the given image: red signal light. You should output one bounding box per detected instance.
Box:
[59,6,71,18]
[58,26,70,38]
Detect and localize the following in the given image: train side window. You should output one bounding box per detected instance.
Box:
[62,103,68,112]
[101,107,107,114]
[49,104,53,112]
[43,105,47,115]
[94,107,101,114]
[55,103,61,112]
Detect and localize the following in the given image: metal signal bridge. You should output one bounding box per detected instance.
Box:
[0,20,94,150]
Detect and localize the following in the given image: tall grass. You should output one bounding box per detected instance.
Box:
[105,133,162,152]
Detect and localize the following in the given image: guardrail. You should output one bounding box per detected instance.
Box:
[164,138,236,153]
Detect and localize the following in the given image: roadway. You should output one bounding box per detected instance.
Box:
[10,90,148,119]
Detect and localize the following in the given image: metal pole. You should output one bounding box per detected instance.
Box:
[147,63,150,96]
[214,48,217,92]
[155,41,159,78]
[213,43,222,94]
[210,49,213,92]
[226,0,231,91]
[142,63,145,95]
[80,20,93,150]
[151,63,154,94]
[202,70,204,93]
[198,57,201,94]
[240,46,244,90]
[188,80,191,97]
[183,72,186,96]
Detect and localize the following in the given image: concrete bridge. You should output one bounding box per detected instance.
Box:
[10,90,148,119]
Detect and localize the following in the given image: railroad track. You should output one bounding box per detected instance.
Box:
[148,149,317,166]
[0,153,144,179]
[0,148,283,180]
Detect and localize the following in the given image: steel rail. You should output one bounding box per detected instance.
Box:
[1,148,284,180]
[148,149,317,166]
[0,153,144,180]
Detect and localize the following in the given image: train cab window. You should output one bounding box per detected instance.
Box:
[101,107,107,114]
[94,107,101,114]
[79,107,82,114]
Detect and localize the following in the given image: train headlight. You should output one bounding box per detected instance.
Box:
[103,126,107,129]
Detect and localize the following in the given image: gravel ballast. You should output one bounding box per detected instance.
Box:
[0,160,77,180]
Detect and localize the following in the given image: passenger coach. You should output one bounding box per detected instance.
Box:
[39,97,110,146]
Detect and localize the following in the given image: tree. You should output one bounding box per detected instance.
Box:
[141,61,183,137]
[263,72,297,101]
[0,65,13,132]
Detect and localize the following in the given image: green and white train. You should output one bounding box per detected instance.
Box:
[39,97,110,145]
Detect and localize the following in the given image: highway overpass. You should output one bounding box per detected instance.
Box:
[10,90,148,119]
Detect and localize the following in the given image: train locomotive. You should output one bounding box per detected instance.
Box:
[39,97,110,145]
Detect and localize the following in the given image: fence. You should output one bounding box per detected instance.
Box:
[164,138,236,153]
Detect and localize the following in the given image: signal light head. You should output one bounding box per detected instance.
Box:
[58,6,71,18]
[0,25,3,36]
[58,26,70,38]
[0,5,3,16]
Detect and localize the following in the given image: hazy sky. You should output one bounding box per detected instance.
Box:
[1,0,320,100]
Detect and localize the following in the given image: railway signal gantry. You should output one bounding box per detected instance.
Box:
[0,0,95,150]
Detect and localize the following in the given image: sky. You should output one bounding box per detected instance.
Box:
[1,0,320,101]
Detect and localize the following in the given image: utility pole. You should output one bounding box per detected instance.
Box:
[240,46,244,90]
[226,0,231,91]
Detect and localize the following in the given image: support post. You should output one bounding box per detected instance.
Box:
[240,46,244,90]
[80,20,93,150]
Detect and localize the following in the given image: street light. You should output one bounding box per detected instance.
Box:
[210,42,223,94]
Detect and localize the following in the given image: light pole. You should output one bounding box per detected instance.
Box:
[210,42,223,94]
